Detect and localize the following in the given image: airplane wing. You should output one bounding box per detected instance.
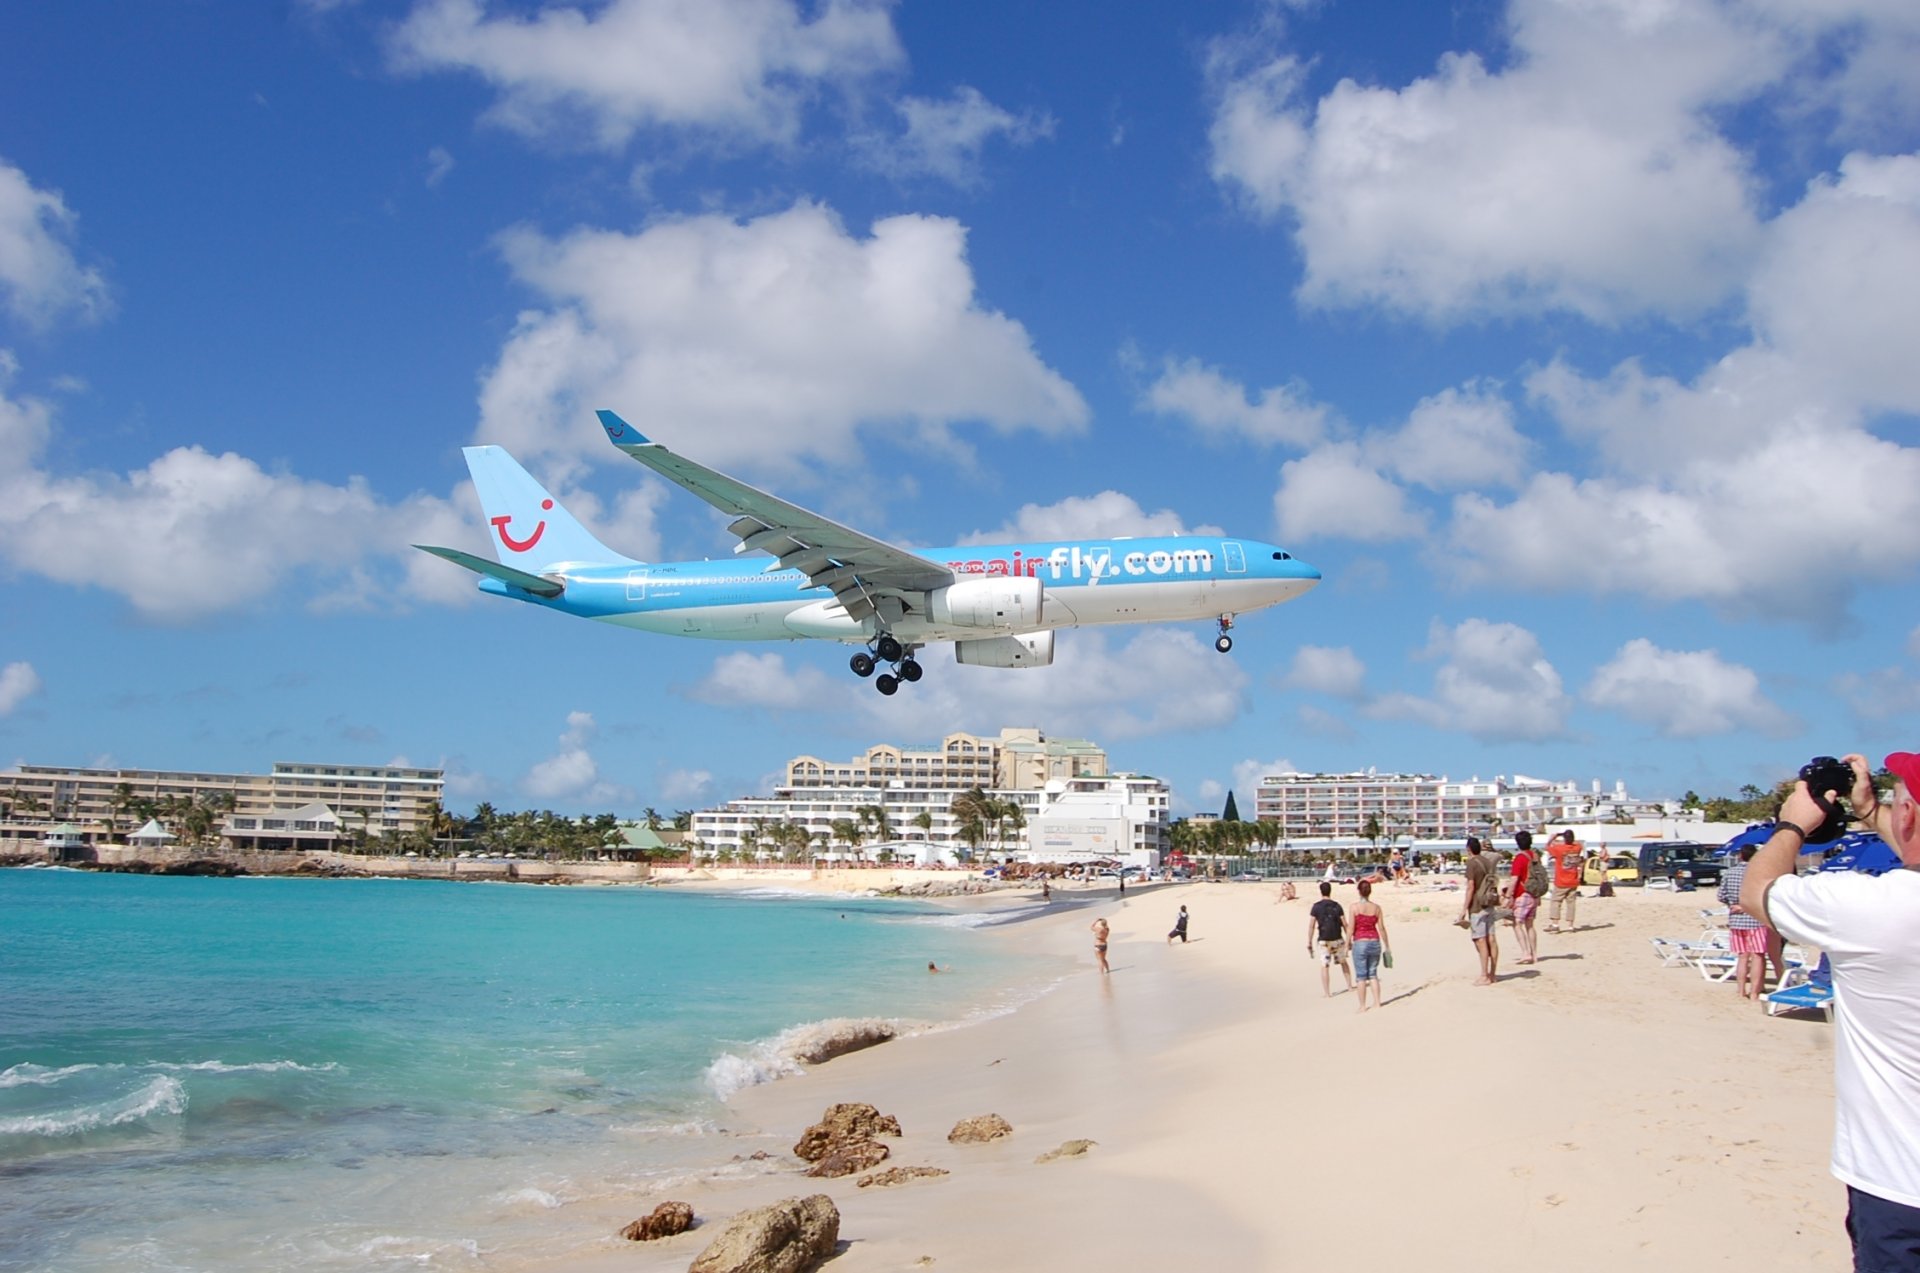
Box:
[597,410,954,623]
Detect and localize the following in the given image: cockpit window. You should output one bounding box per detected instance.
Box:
[1273,551,1291,560]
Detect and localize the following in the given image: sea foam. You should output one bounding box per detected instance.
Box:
[0,1075,187,1138]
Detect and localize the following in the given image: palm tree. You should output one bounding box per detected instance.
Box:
[642,806,663,831]
[830,817,858,859]
[912,810,933,842]
[947,789,990,863]
[108,783,136,843]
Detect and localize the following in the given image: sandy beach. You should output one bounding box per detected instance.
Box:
[521,877,1847,1271]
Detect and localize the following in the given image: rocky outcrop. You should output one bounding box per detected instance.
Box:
[946,1113,1012,1144]
[787,1019,897,1065]
[793,1103,901,1162]
[1035,1139,1096,1163]
[619,1201,693,1241]
[804,1139,890,1178]
[856,1165,949,1188]
[688,1194,840,1273]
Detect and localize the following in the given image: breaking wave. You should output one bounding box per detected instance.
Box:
[0,1074,187,1138]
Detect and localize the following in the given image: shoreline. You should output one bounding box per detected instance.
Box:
[509,879,1849,1271]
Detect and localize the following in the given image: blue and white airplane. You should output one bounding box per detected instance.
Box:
[417,411,1322,694]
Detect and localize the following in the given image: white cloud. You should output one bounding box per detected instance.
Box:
[389,0,903,150]
[1909,625,1920,659]
[660,767,714,803]
[425,145,455,187]
[1584,638,1795,738]
[1366,618,1571,742]
[1140,356,1329,448]
[962,491,1215,544]
[687,651,843,710]
[0,369,510,621]
[1280,645,1366,698]
[0,662,42,715]
[1274,444,1426,543]
[1445,426,1920,619]
[1208,0,1784,322]
[477,201,1087,476]
[0,159,111,329]
[1381,382,1528,491]
[1747,153,1920,417]
[862,86,1053,185]
[1835,666,1920,724]
[1231,756,1298,812]
[522,710,633,805]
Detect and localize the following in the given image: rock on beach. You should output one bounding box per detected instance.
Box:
[687,1194,840,1273]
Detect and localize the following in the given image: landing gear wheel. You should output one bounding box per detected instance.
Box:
[875,673,900,696]
[898,658,923,683]
[876,635,904,663]
[1215,634,1234,654]
[850,652,876,678]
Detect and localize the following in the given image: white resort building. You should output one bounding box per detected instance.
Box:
[690,728,1169,866]
[1252,769,1666,842]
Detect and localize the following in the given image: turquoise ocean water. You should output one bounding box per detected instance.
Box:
[0,869,1058,1272]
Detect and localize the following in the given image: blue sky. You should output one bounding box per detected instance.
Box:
[2,0,1918,817]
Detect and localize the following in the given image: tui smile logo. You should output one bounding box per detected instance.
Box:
[491,499,552,553]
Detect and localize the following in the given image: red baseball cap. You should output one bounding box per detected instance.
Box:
[1886,752,1920,794]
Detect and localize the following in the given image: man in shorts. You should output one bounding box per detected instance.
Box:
[1545,830,1585,933]
[1508,829,1541,965]
[1306,882,1354,997]
[1461,835,1501,985]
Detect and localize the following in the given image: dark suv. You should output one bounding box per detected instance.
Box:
[1637,841,1724,891]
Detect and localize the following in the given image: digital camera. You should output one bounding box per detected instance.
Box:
[1798,755,1856,845]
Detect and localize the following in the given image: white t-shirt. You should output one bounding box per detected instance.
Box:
[1767,868,1920,1208]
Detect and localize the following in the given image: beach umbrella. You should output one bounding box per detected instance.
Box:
[1817,832,1902,876]
[1717,822,1775,857]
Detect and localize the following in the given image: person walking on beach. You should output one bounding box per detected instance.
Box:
[1742,751,1920,1272]
[1461,836,1501,985]
[1090,917,1111,975]
[1509,830,1541,965]
[1718,845,1773,1002]
[1307,882,1354,996]
[1167,904,1189,945]
[1349,879,1391,1012]
[1544,830,1584,933]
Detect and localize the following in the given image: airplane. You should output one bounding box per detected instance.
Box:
[416,410,1322,695]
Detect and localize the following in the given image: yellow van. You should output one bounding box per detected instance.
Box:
[1583,854,1640,886]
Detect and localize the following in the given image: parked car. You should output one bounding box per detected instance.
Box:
[1632,841,1725,891]
[1582,854,1641,886]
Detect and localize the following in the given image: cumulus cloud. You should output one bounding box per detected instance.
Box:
[0,661,42,716]
[1231,755,1299,812]
[1367,618,1571,742]
[685,629,1250,739]
[388,0,903,150]
[660,767,714,803]
[522,710,633,805]
[1140,356,1329,449]
[476,201,1087,476]
[0,365,558,621]
[425,145,455,187]
[1747,153,1920,418]
[1274,444,1426,543]
[1208,0,1788,322]
[962,491,1216,543]
[1584,639,1795,738]
[1382,382,1529,491]
[860,86,1053,185]
[1280,645,1366,699]
[1835,665,1920,724]
[0,159,111,329]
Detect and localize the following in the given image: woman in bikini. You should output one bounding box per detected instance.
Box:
[1090,917,1110,974]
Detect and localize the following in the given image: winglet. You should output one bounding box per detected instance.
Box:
[597,410,650,447]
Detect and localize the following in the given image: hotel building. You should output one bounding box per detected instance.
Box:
[1253,770,1604,841]
[0,761,444,850]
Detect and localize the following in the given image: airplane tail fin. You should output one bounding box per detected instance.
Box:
[461,445,635,569]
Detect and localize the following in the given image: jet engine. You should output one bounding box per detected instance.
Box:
[953,631,1055,668]
[928,576,1044,629]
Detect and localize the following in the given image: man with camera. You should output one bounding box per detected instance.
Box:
[1742,752,1920,1271]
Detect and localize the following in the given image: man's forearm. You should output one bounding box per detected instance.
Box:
[1742,822,1806,927]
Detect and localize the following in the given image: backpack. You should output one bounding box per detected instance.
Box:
[1524,852,1549,898]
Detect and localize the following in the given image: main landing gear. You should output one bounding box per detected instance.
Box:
[1214,614,1235,654]
[850,635,922,695]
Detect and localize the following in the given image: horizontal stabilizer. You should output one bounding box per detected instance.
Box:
[414,544,564,598]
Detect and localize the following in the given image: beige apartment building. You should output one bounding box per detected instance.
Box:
[784,727,1107,793]
[0,761,444,851]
